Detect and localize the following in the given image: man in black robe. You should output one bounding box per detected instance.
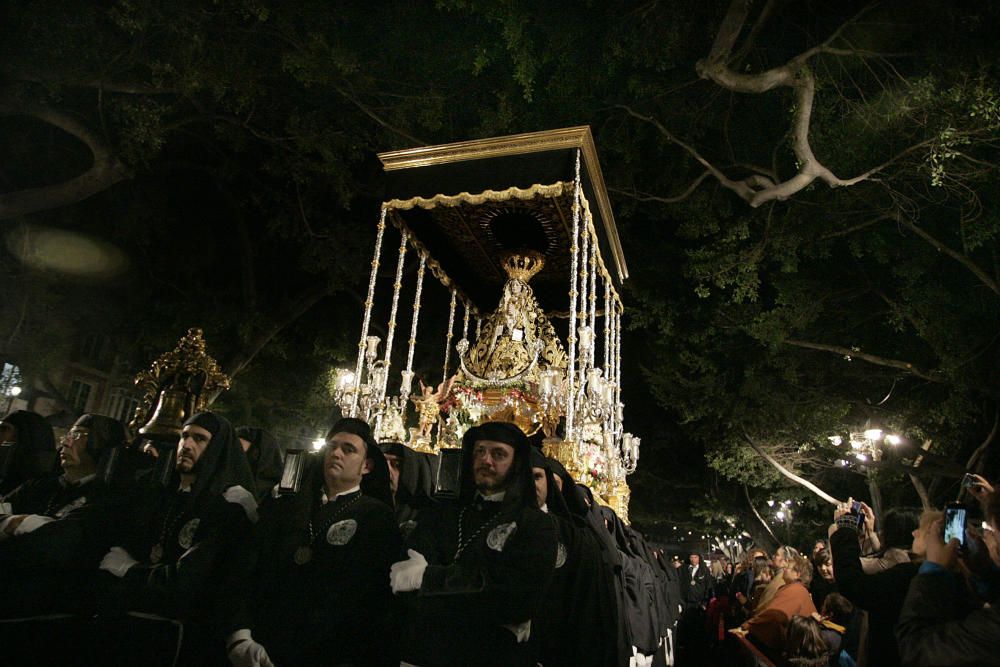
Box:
[530,449,619,667]
[0,414,127,620]
[392,421,557,667]
[225,417,401,667]
[576,483,633,667]
[235,426,284,501]
[0,409,57,495]
[381,440,436,537]
[1,414,124,539]
[96,411,257,663]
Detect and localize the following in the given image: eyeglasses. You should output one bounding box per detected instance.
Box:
[62,428,90,443]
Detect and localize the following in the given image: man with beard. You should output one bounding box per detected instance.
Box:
[224,417,401,667]
[391,421,557,667]
[530,448,619,667]
[96,412,256,664]
[0,410,57,496]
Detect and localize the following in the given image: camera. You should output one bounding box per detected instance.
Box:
[961,473,978,489]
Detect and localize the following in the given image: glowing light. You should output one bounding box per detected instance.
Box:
[312,437,325,451]
[864,429,883,441]
[766,499,775,507]
[828,436,843,446]
[9,386,21,397]
[885,434,901,445]
[776,511,786,520]
[850,440,864,450]
[856,453,869,462]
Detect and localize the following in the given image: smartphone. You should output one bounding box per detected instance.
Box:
[849,501,865,529]
[944,502,967,548]
[961,473,978,489]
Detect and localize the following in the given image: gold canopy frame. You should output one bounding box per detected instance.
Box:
[334,127,639,520]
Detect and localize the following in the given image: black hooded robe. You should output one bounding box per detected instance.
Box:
[226,418,403,666]
[531,456,620,667]
[234,426,284,501]
[0,410,57,496]
[0,414,129,618]
[380,440,437,537]
[399,422,557,667]
[95,412,257,665]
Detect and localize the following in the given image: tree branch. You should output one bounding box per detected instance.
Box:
[895,215,1000,296]
[617,105,773,203]
[609,171,712,204]
[744,482,780,546]
[690,0,922,207]
[909,473,932,511]
[741,426,843,505]
[333,84,426,146]
[0,91,131,219]
[784,338,943,383]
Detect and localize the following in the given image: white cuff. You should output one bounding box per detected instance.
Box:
[16,514,55,535]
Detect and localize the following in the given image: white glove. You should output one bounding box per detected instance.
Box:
[99,546,138,578]
[502,619,532,643]
[227,631,275,667]
[390,549,428,593]
[224,485,259,523]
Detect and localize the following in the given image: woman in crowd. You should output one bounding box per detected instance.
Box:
[742,554,817,659]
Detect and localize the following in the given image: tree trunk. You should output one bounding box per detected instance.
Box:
[743,484,779,552]
[909,474,932,511]
[866,470,884,529]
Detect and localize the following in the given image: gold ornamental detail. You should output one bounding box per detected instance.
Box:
[129,328,231,437]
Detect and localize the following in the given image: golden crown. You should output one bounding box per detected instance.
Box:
[502,250,545,283]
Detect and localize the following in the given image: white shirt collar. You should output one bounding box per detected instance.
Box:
[477,490,506,502]
[321,484,361,505]
[540,503,549,513]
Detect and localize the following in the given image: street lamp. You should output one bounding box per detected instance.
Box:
[830,427,903,464]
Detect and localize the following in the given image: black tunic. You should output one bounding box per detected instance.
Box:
[400,498,557,667]
[534,511,619,667]
[0,474,110,618]
[228,489,402,665]
[102,484,256,621]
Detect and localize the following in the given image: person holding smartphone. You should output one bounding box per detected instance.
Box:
[829,497,932,666]
[895,481,1000,666]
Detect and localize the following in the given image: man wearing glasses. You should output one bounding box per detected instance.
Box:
[0,413,128,619]
[0,413,126,538]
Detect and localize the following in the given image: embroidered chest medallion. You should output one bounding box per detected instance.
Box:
[487,521,517,552]
[178,518,200,549]
[555,542,567,569]
[293,546,313,565]
[326,519,358,546]
[54,496,87,518]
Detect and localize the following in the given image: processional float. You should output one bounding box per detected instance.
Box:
[333,127,640,519]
